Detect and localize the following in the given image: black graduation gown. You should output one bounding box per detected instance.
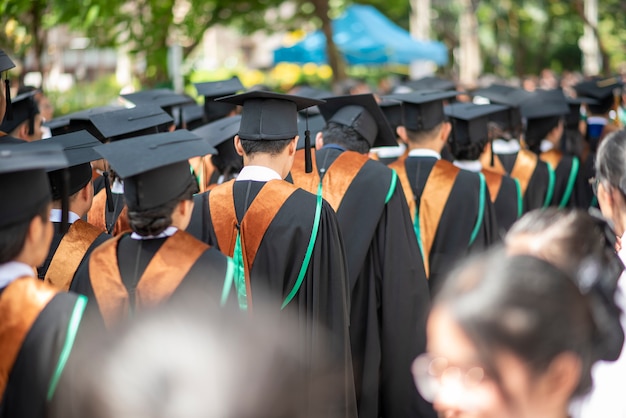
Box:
[402,156,498,293]
[497,153,552,212]
[0,282,85,418]
[486,172,520,235]
[37,221,111,283]
[187,181,357,417]
[311,148,434,418]
[541,153,591,209]
[71,233,229,313]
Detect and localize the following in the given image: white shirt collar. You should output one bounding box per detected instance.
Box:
[587,116,608,126]
[50,208,81,224]
[0,261,36,289]
[408,149,441,159]
[130,226,178,240]
[235,166,282,182]
[111,178,124,194]
[453,160,483,172]
[370,144,406,158]
[540,140,555,153]
[492,139,521,154]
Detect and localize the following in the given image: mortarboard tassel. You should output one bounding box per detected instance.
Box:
[103,171,115,212]
[304,110,312,173]
[60,168,70,234]
[28,113,35,136]
[490,141,495,167]
[4,77,12,120]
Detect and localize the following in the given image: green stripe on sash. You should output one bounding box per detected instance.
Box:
[543,165,556,208]
[514,178,523,218]
[469,173,486,247]
[558,157,580,208]
[385,171,398,204]
[220,257,235,307]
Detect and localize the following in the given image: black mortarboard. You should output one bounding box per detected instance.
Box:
[565,96,598,130]
[181,104,207,130]
[215,91,323,141]
[46,105,123,138]
[89,105,173,141]
[94,130,214,211]
[292,86,332,116]
[520,89,570,120]
[573,77,623,115]
[121,89,194,116]
[193,115,241,167]
[296,113,326,150]
[0,143,67,228]
[42,131,101,200]
[386,90,459,131]
[0,91,39,135]
[445,103,509,145]
[0,50,15,121]
[403,76,456,92]
[195,77,244,122]
[379,99,403,134]
[471,84,531,133]
[317,94,396,148]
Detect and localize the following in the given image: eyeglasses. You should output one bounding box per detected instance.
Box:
[411,353,486,403]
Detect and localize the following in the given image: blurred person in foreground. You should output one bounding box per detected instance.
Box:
[416,250,622,418]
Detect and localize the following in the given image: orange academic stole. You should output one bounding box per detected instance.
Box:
[87,189,130,236]
[510,149,538,196]
[0,278,57,395]
[44,220,104,291]
[481,169,504,203]
[208,180,297,308]
[89,231,207,329]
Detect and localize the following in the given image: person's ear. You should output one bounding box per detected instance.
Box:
[396,126,408,144]
[439,122,452,143]
[537,352,581,402]
[315,132,324,150]
[234,135,245,156]
[179,199,194,216]
[18,121,29,139]
[288,136,298,156]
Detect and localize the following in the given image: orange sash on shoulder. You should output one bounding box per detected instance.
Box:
[291,150,370,211]
[0,277,58,395]
[540,149,563,169]
[45,220,104,291]
[87,189,130,236]
[479,148,507,175]
[89,231,207,329]
[290,149,320,195]
[510,150,538,196]
[389,158,417,220]
[481,169,504,203]
[209,180,297,306]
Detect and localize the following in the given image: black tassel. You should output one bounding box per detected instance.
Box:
[28,113,35,136]
[4,78,12,120]
[304,110,312,173]
[61,168,70,234]
[490,141,495,167]
[178,106,184,129]
[103,171,114,212]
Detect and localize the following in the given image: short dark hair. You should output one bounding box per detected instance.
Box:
[436,251,599,398]
[449,138,487,161]
[0,200,50,264]
[127,180,197,237]
[524,116,561,153]
[405,122,443,145]
[240,138,293,157]
[321,122,369,154]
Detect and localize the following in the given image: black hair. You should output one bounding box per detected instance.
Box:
[211,139,243,180]
[595,129,626,197]
[524,116,561,154]
[320,122,369,154]
[405,122,443,145]
[127,180,197,237]
[240,138,293,157]
[436,250,601,399]
[449,138,487,161]
[0,199,49,264]
[587,96,614,116]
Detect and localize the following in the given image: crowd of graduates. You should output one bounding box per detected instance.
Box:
[1,43,626,417]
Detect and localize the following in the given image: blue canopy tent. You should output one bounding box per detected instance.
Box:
[274,5,448,66]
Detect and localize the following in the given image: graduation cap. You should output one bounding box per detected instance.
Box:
[195,77,244,122]
[94,130,214,212]
[573,77,623,115]
[386,90,459,131]
[0,91,39,135]
[45,105,123,138]
[470,84,531,133]
[41,130,102,200]
[193,115,242,171]
[0,50,16,121]
[296,113,326,150]
[444,103,509,146]
[403,76,456,92]
[89,105,173,141]
[520,89,570,146]
[216,90,324,172]
[317,93,396,148]
[379,99,403,134]
[181,104,207,130]
[565,96,598,130]
[0,142,67,228]
[121,88,194,115]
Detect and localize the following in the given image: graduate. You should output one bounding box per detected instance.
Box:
[33,131,111,290]
[445,102,522,233]
[71,130,233,330]
[0,50,24,145]
[186,91,357,417]
[85,105,174,235]
[386,90,498,291]
[0,143,87,417]
[290,93,434,418]
[191,115,243,189]
[0,91,43,142]
[521,88,586,208]
[472,84,554,211]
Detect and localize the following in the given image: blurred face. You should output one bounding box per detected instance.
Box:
[417,306,546,418]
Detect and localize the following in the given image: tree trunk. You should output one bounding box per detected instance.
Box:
[310,0,346,88]
[458,0,480,87]
[29,0,46,78]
